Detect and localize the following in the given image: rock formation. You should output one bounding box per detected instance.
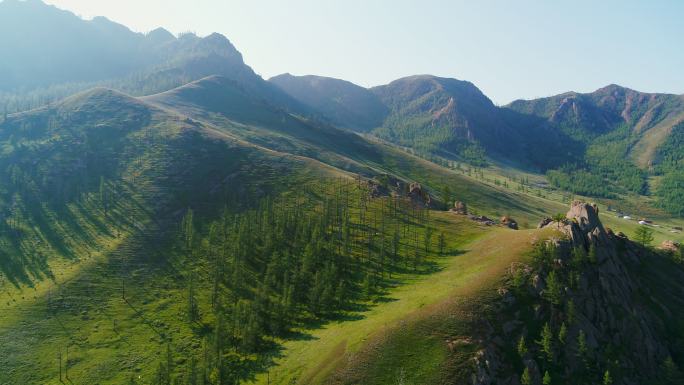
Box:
[452,201,468,215]
[500,216,518,230]
[408,182,431,206]
[468,201,675,385]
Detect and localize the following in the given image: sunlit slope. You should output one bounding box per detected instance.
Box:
[252,222,548,385]
[0,87,345,384]
[144,76,572,225]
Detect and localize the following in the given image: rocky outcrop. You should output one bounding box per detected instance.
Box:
[468,215,495,226]
[659,240,680,253]
[537,217,552,228]
[408,182,431,207]
[501,216,518,230]
[469,201,674,385]
[452,201,468,215]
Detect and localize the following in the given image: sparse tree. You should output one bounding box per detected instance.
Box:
[521,367,532,385]
[538,322,554,362]
[558,322,568,345]
[517,335,528,357]
[634,225,654,247]
[438,232,446,256]
[552,213,566,229]
[577,329,588,363]
[544,270,563,305]
[603,369,613,385]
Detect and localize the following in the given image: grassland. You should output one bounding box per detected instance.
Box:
[250,218,550,385]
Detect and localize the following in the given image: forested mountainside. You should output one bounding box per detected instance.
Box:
[321,202,684,385]
[2,1,684,384]
[0,70,574,384]
[272,74,684,216]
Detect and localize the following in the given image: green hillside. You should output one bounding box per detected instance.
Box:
[2,3,684,385]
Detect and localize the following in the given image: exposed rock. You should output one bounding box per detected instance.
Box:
[469,201,673,385]
[501,216,518,230]
[541,201,609,253]
[659,240,680,253]
[408,182,432,207]
[452,201,468,215]
[469,215,495,226]
[537,217,552,228]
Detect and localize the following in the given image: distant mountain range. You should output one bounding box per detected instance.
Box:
[3,0,684,214]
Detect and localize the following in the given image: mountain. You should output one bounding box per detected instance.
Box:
[273,73,684,214]
[272,73,576,168]
[2,3,684,385]
[507,85,684,211]
[507,85,684,155]
[269,73,388,131]
[0,0,305,115]
[0,80,575,385]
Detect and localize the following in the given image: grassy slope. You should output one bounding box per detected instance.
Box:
[0,88,347,384]
[2,81,682,384]
[251,217,550,385]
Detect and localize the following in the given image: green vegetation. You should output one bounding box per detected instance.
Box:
[634,226,655,247]
[3,7,684,384]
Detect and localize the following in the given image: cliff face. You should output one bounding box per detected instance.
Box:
[470,201,681,385]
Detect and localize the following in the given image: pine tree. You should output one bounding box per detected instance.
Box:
[543,370,552,385]
[577,329,588,364]
[634,226,654,247]
[517,335,528,357]
[538,322,553,363]
[603,369,613,385]
[438,232,446,256]
[661,356,684,384]
[558,322,568,346]
[424,226,433,254]
[588,243,598,264]
[544,270,562,305]
[187,277,200,322]
[567,300,576,324]
[521,367,532,385]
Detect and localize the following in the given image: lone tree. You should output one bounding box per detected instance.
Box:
[552,213,566,229]
[634,225,654,247]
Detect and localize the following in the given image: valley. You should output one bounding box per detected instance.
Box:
[1,1,684,384]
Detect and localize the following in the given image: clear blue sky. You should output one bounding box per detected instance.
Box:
[45,0,684,104]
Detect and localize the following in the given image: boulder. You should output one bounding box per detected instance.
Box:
[500,216,518,230]
[537,217,552,228]
[408,182,431,206]
[452,201,468,215]
[469,215,495,226]
[659,240,680,253]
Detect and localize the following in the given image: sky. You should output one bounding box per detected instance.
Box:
[43,0,684,104]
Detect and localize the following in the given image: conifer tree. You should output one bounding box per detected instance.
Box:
[544,270,562,305]
[538,322,553,362]
[577,329,588,364]
[438,232,446,256]
[603,369,613,385]
[521,367,532,385]
[517,335,528,357]
[558,322,567,346]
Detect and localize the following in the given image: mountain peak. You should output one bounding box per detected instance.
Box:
[146,27,175,43]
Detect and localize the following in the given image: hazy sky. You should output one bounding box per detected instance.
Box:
[43,0,684,104]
